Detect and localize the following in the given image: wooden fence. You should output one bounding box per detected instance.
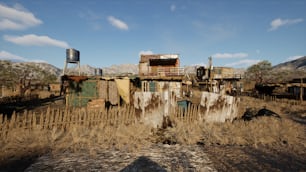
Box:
[256,94,304,105]
[169,104,201,123]
[0,104,203,139]
[0,105,137,137]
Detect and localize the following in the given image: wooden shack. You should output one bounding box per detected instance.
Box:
[287,78,306,100]
[63,75,134,108]
[139,54,183,78]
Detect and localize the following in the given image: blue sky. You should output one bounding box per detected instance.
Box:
[0,0,305,69]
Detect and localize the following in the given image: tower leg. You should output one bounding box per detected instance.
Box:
[78,62,81,76]
[63,61,68,75]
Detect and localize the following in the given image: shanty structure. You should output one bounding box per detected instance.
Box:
[287,78,306,100]
[139,54,184,80]
[253,78,306,101]
[62,75,133,108]
[213,67,242,80]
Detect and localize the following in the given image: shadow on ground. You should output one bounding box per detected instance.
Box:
[0,154,40,172]
[120,156,167,172]
[204,145,306,172]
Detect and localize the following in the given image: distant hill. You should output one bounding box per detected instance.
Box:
[103,64,138,75]
[65,64,139,76]
[0,60,60,86]
[273,56,306,71]
[1,56,305,86]
[268,56,306,82]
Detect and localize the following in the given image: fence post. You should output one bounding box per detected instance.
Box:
[9,112,16,130]
[2,115,8,139]
[32,112,36,129]
[22,112,27,129]
[300,78,304,102]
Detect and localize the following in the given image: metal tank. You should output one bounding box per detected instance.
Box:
[196,66,205,81]
[95,68,103,76]
[66,48,80,63]
[97,68,103,76]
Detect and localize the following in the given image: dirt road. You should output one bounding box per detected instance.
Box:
[0,143,304,172]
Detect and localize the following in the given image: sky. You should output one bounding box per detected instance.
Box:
[0,0,305,69]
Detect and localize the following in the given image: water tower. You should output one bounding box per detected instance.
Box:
[63,48,81,75]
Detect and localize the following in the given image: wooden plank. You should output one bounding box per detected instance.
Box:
[9,112,16,129]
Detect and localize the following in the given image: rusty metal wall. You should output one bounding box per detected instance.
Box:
[134,91,173,127]
[108,81,119,105]
[200,92,239,122]
[134,90,239,127]
[141,81,181,98]
[139,62,148,76]
[97,80,119,105]
[66,80,98,107]
[98,80,108,100]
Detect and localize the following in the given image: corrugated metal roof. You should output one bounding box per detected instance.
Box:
[140,54,179,63]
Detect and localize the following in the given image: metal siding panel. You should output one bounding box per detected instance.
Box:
[108,81,119,105]
[149,81,155,92]
[177,100,189,110]
[67,80,98,107]
[98,80,108,99]
[139,63,148,76]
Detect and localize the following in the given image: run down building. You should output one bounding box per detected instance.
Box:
[62,54,240,127]
[287,78,306,100]
[135,54,239,126]
[62,75,133,109]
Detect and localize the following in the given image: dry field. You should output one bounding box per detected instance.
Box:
[0,96,305,171]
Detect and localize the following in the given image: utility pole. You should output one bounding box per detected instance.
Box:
[208,56,213,92]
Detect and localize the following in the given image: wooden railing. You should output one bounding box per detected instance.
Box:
[156,67,185,76]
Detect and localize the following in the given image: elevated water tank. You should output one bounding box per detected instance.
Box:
[95,68,103,76]
[66,48,80,63]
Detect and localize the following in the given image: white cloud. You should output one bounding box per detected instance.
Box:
[269,18,303,31]
[0,3,42,30]
[139,50,153,56]
[286,55,303,61]
[79,10,102,31]
[4,34,69,48]
[170,4,176,12]
[212,52,248,59]
[107,16,128,30]
[225,59,261,68]
[0,50,27,61]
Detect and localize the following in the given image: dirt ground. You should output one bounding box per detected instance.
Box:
[1,144,305,171]
[0,96,305,171]
[204,145,306,171]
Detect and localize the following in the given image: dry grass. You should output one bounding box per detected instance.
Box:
[158,96,306,152]
[0,96,305,163]
[158,116,305,150]
[0,123,154,161]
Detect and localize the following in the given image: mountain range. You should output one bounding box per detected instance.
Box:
[0,56,305,83]
[273,56,306,71]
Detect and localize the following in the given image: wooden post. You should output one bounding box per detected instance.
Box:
[300,78,303,102]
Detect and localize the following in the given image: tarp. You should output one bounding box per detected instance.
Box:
[115,78,130,104]
[200,92,239,122]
